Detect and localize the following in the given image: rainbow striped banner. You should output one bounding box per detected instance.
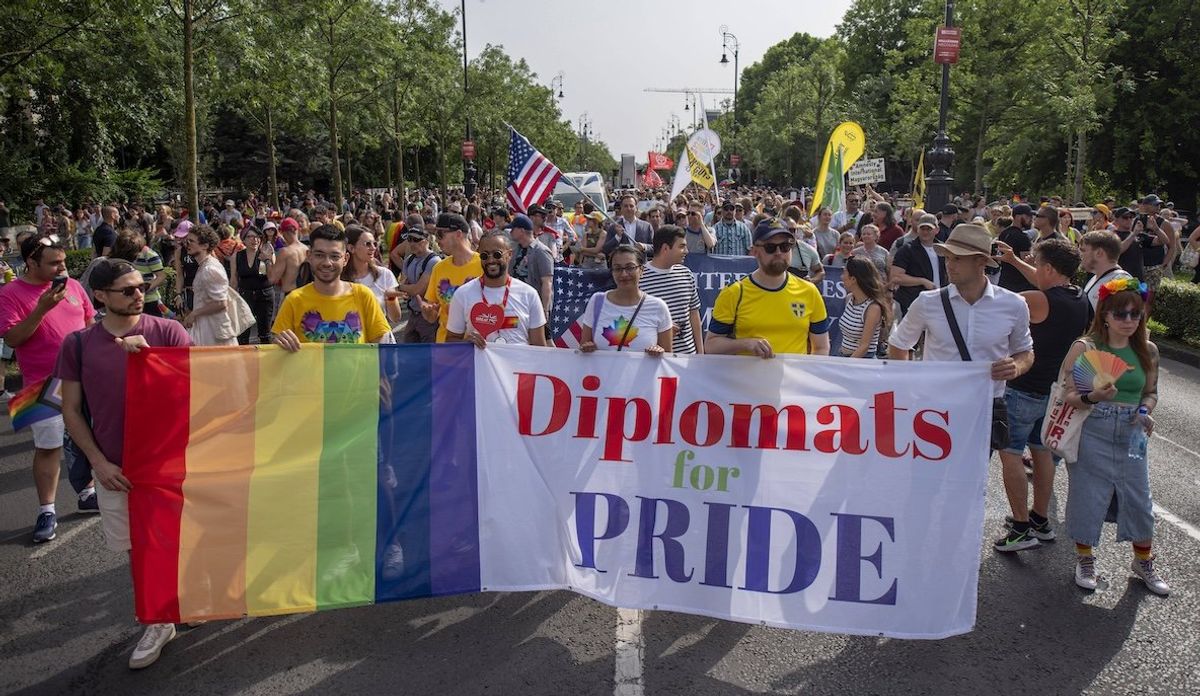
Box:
[124,344,481,624]
[8,377,61,430]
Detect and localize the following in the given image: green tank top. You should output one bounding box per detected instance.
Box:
[1098,343,1145,404]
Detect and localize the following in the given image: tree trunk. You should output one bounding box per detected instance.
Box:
[414,146,421,191]
[392,86,405,202]
[1073,130,1086,202]
[974,107,987,195]
[265,105,278,209]
[1064,135,1075,197]
[438,134,448,203]
[182,0,199,222]
[346,136,353,197]
[327,18,343,209]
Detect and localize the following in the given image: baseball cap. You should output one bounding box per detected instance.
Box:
[940,204,960,217]
[1140,194,1162,206]
[586,211,605,222]
[279,217,300,233]
[172,219,194,238]
[918,213,939,229]
[436,212,468,234]
[509,214,534,231]
[1112,206,1135,219]
[261,221,277,231]
[1011,203,1034,216]
[225,199,235,207]
[721,201,735,210]
[752,218,792,244]
[527,204,547,216]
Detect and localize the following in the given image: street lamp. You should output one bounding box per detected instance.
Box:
[551,72,564,99]
[720,26,740,132]
[460,0,476,198]
[925,0,956,211]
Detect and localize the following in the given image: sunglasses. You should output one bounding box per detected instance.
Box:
[756,241,794,254]
[1108,310,1141,321]
[479,250,505,261]
[105,284,146,297]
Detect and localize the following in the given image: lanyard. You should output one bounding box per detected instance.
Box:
[480,278,511,312]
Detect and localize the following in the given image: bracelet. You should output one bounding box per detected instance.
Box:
[1080,393,1095,405]
[1137,405,1150,415]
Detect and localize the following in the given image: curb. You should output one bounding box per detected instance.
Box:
[1154,339,1200,369]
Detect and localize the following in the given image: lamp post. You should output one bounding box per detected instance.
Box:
[925,0,957,212]
[720,27,740,132]
[551,72,564,100]
[460,0,476,198]
[577,113,590,170]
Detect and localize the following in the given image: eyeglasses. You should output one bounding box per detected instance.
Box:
[611,264,641,275]
[756,241,794,254]
[310,252,345,263]
[105,284,145,297]
[1108,310,1141,321]
[479,250,505,261]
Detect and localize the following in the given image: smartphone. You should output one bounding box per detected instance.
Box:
[51,275,68,293]
[990,242,999,256]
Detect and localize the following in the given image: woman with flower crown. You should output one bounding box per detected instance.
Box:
[1056,277,1168,595]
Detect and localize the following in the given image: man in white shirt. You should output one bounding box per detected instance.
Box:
[887,224,1034,450]
[446,234,547,347]
[831,193,866,234]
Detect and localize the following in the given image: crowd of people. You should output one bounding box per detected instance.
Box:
[0,182,1191,669]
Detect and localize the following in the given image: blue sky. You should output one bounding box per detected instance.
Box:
[444,0,856,158]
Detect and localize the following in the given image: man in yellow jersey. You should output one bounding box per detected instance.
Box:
[420,213,482,342]
[705,218,830,357]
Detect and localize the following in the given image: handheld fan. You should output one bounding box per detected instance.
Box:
[1072,350,1131,393]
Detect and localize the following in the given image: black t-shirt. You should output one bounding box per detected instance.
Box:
[1009,285,1091,395]
[1139,215,1167,267]
[997,226,1034,292]
[92,222,116,257]
[1115,230,1147,281]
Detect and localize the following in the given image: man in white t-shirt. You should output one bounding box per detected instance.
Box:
[446,234,547,347]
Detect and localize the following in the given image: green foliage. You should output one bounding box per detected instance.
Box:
[65,250,93,279]
[1150,278,1200,344]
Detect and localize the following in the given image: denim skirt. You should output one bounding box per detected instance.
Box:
[1065,402,1155,546]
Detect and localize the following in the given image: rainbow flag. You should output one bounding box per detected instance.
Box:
[124,344,481,624]
[8,377,61,430]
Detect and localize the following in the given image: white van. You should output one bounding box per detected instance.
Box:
[550,172,609,215]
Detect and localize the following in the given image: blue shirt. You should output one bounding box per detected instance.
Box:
[712,220,751,256]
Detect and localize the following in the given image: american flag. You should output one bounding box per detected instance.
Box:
[549,266,615,348]
[506,127,562,214]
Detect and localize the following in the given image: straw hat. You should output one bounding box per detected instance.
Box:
[934,224,998,268]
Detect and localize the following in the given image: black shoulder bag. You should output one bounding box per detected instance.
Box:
[940,287,1009,451]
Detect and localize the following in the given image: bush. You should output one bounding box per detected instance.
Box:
[65,250,93,279]
[1151,278,1200,343]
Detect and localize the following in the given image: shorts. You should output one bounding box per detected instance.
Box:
[95,484,131,552]
[1001,387,1050,454]
[30,415,65,450]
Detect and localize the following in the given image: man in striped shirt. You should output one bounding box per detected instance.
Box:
[712,201,752,256]
[640,226,703,354]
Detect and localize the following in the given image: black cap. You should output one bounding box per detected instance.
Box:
[436,212,469,234]
[721,201,735,210]
[1140,194,1162,206]
[940,204,960,216]
[1112,206,1135,218]
[527,204,547,216]
[1011,203,1034,216]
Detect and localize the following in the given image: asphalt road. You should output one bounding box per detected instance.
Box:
[2,359,1199,696]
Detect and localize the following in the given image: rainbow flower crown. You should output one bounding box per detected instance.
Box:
[1098,276,1149,303]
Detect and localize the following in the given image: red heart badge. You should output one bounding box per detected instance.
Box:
[469,302,505,338]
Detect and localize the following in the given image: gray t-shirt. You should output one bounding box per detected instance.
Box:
[813,228,839,257]
[510,239,555,310]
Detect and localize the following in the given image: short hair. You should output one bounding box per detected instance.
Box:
[1079,230,1121,261]
[112,229,145,261]
[609,243,645,266]
[652,225,685,254]
[20,234,64,263]
[619,193,638,207]
[1033,238,1081,278]
[189,224,221,251]
[309,224,346,247]
[89,258,139,290]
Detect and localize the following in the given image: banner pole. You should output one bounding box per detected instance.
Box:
[504,122,613,221]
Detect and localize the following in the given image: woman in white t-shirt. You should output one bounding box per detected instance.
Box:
[579,245,672,355]
[343,225,401,328]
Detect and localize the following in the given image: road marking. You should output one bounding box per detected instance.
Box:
[30,516,99,559]
[1152,432,1200,461]
[614,608,645,696]
[1154,504,1200,543]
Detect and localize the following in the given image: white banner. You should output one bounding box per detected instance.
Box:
[848,158,886,186]
[474,346,992,639]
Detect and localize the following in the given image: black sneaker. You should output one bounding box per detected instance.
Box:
[1005,514,1056,541]
[994,527,1040,552]
[78,492,100,514]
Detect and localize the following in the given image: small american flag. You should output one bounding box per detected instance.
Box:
[549,266,615,348]
[506,127,562,214]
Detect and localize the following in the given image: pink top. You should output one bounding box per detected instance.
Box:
[0,277,95,384]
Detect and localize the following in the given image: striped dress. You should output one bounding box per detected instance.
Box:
[838,295,881,358]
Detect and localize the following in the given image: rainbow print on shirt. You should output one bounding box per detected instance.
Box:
[601,316,638,348]
[437,278,458,303]
[301,311,363,343]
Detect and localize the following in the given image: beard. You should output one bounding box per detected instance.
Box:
[763,256,789,275]
[483,262,505,279]
[107,303,144,317]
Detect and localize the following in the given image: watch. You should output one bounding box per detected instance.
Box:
[1080,392,1095,405]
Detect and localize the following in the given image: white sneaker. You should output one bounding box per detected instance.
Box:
[1075,555,1098,591]
[0,390,13,402]
[1131,557,1170,596]
[129,623,176,669]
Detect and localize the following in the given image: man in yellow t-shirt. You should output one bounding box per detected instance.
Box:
[421,213,482,342]
[272,225,390,348]
[706,218,830,357]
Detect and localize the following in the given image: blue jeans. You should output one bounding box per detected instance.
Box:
[1065,403,1155,546]
[1001,387,1049,454]
[76,233,92,250]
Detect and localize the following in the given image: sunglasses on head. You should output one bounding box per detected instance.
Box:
[756,241,794,254]
[1108,310,1140,321]
[478,250,505,261]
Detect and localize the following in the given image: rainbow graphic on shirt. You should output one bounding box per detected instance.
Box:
[601,316,638,348]
[301,311,362,343]
[437,278,459,303]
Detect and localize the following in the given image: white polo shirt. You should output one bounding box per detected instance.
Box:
[889,281,1033,397]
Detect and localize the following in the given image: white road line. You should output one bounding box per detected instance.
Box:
[1153,432,1200,461]
[614,607,645,696]
[29,516,99,559]
[1154,504,1200,543]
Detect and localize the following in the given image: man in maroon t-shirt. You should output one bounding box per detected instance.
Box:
[56,259,191,671]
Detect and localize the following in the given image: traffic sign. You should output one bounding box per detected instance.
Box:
[934,26,961,64]
[461,140,476,159]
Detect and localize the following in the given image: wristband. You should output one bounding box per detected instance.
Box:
[1080,393,1095,405]
[1137,405,1150,415]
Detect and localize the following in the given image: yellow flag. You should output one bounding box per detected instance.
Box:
[687,147,715,190]
[913,151,926,210]
[810,122,865,213]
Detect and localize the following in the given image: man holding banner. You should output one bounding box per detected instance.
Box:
[707,218,830,357]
